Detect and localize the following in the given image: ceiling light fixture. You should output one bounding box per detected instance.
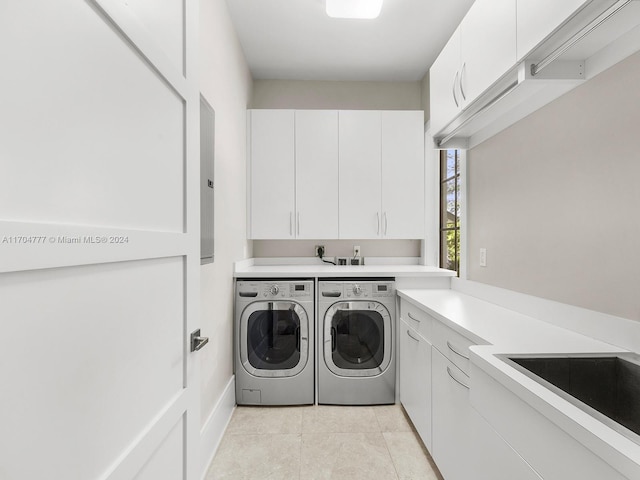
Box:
[326,0,384,19]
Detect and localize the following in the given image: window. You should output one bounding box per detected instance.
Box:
[440,149,460,274]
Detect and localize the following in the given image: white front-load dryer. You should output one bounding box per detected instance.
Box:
[235,279,314,405]
[318,279,396,405]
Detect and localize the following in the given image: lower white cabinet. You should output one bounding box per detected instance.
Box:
[471,364,629,480]
[398,318,432,450]
[431,347,471,480]
[469,407,543,480]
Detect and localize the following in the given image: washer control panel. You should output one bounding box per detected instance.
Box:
[236,280,313,300]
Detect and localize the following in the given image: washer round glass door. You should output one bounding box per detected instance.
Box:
[324,301,392,377]
[240,301,309,378]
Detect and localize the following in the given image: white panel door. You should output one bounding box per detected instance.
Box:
[429,28,461,134]
[516,0,590,60]
[381,111,425,239]
[249,110,295,239]
[339,110,382,239]
[0,1,201,479]
[295,110,339,239]
[460,0,517,106]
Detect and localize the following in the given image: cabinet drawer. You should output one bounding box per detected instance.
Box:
[399,299,433,342]
[432,319,475,375]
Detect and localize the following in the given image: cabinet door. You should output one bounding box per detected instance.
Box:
[469,408,543,480]
[432,347,471,480]
[460,0,516,106]
[338,110,381,239]
[516,0,589,60]
[295,110,339,239]
[429,28,461,134]
[249,110,295,239]
[381,111,425,239]
[399,319,432,450]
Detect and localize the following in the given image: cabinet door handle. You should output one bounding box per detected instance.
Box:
[407,329,420,342]
[384,212,388,235]
[447,366,470,389]
[289,212,293,236]
[297,212,300,236]
[452,71,459,107]
[447,340,470,360]
[460,63,467,100]
[407,312,421,323]
[376,212,380,235]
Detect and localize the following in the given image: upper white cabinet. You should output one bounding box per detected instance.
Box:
[430,0,516,134]
[339,110,382,239]
[340,110,425,239]
[381,111,425,239]
[248,109,295,239]
[430,29,462,135]
[516,0,589,60]
[248,109,340,239]
[460,0,516,104]
[295,110,339,239]
[247,109,425,240]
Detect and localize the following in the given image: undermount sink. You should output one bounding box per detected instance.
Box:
[501,353,640,444]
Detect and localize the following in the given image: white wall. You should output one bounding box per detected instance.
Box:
[467,50,640,322]
[199,0,252,426]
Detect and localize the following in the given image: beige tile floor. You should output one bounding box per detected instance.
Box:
[205,404,443,480]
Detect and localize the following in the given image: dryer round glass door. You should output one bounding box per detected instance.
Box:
[324,301,392,377]
[240,301,309,378]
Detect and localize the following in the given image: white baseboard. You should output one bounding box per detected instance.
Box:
[452,278,640,353]
[200,376,235,480]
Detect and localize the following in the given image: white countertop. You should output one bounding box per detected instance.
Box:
[234,263,457,278]
[397,288,640,478]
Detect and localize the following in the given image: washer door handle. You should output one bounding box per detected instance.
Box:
[295,326,300,352]
[331,327,337,352]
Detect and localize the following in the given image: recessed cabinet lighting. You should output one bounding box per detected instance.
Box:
[326,0,384,19]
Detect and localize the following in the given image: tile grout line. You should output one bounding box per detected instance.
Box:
[374,406,402,480]
[298,408,303,480]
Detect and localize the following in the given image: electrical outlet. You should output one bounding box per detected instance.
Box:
[353,245,360,257]
[315,245,325,257]
[479,248,487,267]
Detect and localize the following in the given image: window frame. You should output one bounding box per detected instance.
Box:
[439,149,461,275]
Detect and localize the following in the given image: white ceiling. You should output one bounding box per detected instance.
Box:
[225,0,476,81]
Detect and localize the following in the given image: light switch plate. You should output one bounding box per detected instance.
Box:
[480,248,487,267]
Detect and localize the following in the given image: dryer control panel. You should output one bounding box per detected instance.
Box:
[343,282,395,298]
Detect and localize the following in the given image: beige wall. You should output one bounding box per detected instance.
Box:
[467,51,640,321]
[421,72,430,124]
[251,79,424,259]
[253,240,421,259]
[199,0,253,426]
[252,79,422,110]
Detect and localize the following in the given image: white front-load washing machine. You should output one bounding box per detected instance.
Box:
[235,279,314,405]
[318,279,396,405]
